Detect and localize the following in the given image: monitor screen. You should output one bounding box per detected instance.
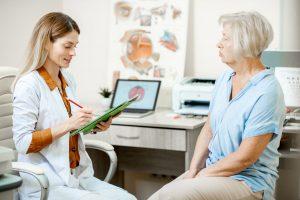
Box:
[111,79,161,110]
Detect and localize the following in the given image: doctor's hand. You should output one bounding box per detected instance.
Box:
[67,107,94,131]
[91,112,122,134]
[51,107,93,140]
[91,117,113,133]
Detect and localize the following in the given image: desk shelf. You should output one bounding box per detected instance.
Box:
[283,124,300,134]
[279,149,300,159]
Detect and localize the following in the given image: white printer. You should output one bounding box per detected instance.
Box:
[172,78,215,115]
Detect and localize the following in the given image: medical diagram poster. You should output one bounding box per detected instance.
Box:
[107,0,189,89]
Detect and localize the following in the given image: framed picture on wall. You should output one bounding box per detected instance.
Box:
[107,0,189,89]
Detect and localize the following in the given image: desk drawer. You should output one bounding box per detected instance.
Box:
[84,125,186,151]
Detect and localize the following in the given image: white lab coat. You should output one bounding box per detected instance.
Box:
[12,69,94,199]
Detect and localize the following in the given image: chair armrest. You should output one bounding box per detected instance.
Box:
[85,140,114,151]
[12,162,44,175]
[84,139,117,182]
[11,162,49,200]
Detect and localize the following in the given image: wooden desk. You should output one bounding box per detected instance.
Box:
[84,108,205,176]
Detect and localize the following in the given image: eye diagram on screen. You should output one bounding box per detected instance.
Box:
[111,79,161,118]
[128,86,145,101]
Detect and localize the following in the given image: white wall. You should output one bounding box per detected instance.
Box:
[1,0,299,108]
[62,0,111,108]
[0,0,62,68]
[280,0,300,50]
[185,0,281,79]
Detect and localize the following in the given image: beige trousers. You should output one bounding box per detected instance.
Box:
[147,172,262,200]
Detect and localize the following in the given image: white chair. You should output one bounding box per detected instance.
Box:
[0,66,117,200]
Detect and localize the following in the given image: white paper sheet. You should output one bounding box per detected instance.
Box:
[275,67,300,108]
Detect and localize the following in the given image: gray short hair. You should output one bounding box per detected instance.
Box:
[219,11,273,58]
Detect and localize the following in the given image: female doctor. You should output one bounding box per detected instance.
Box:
[148,11,285,200]
[12,12,136,200]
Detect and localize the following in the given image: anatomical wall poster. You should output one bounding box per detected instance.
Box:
[107,0,189,89]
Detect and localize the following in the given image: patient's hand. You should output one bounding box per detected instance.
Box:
[183,169,198,179]
[195,168,208,178]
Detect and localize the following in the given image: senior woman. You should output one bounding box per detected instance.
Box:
[148,11,285,200]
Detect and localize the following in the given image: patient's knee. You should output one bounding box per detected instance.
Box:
[158,190,182,200]
[156,181,207,200]
[157,184,181,200]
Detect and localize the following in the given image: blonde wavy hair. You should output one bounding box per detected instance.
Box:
[219,11,273,58]
[13,12,80,89]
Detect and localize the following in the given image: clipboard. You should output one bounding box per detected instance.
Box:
[69,95,139,137]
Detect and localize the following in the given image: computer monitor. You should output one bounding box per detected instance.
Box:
[110,79,161,113]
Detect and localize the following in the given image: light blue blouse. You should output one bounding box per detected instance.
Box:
[206,69,285,200]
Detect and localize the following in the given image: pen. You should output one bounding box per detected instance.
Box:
[67,98,99,117]
[66,98,83,108]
